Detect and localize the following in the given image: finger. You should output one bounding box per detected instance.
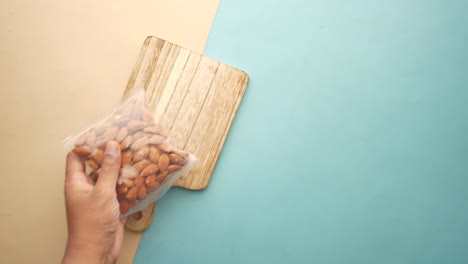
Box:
[65,152,86,183]
[95,141,121,191]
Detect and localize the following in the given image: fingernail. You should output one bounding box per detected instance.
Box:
[105,141,119,156]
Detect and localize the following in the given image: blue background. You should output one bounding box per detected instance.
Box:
[136,1,468,263]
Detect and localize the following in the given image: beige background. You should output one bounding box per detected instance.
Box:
[0,0,218,263]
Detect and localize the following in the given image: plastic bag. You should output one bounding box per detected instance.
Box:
[64,88,197,216]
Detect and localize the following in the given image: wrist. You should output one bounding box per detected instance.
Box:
[63,237,111,264]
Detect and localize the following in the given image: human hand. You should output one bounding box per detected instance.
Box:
[62,141,125,264]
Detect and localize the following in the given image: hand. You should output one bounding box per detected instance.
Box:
[63,141,125,264]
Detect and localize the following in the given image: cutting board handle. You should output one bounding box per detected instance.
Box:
[125,202,156,232]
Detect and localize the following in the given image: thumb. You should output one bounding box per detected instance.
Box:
[96,141,121,191]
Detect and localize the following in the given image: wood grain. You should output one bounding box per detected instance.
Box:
[124,36,248,231]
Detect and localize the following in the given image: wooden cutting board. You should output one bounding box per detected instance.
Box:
[123,36,248,231]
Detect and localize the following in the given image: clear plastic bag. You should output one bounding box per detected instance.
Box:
[64,88,197,217]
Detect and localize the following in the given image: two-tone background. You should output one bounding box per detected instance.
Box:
[2,1,467,263]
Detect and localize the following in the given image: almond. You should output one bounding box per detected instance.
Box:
[113,115,130,127]
[172,149,189,158]
[126,187,138,201]
[143,126,159,134]
[120,200,130,214]
[120,135,133,150]
[89,169,99,183]
[149,134,166,145]
[159,128,168,137]
[121,151,133,166]
[90,149,104,165]
[116,127,129,142]
[138,185,147,199]
[167,164,182,173]
[73,146,90,157]
[155,171,168,182]
[134,176,144,187]
[131,137,149,151]
[169,153,186,165]
[141,164,159,177]
[132,131,144,140]
[158,143,172,153]
[103,126,118,140]
[74,133,87,146]
[117,185,128,195]
[95,122,112,136]
[149,146,160,163]
[145,175,157,187]
[158,154,170,172]
[132,159,150,172]
[122,179,135,187]
[128,120,146,131]
[148,179,160,191]
[117,193,125,202]
[94,139,107,150]
[133,146,149,162]
[88,159,98,170]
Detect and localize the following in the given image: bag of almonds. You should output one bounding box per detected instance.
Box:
[64,88,197,216]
